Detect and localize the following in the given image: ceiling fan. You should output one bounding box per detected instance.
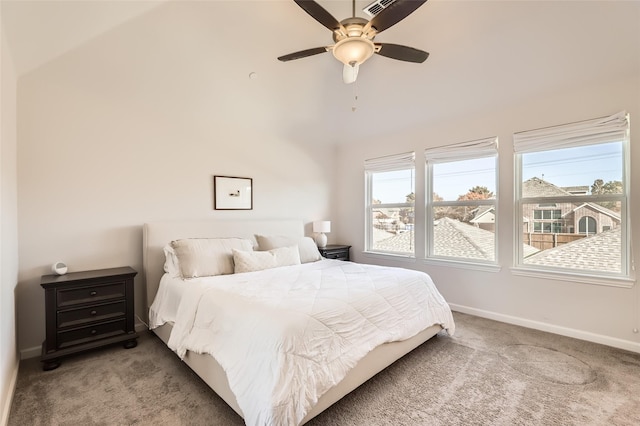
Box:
[278,0,429,84]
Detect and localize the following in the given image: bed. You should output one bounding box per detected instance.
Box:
[143,219,454,425]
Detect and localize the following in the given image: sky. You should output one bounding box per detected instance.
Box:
[373,142,623,202]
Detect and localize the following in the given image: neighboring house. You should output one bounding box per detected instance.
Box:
[521,177,620,235]
[561,185,589,195]
[470,178,618,235]
[469,206,495,232]
[374,177,621,264]
[372,207,411,232]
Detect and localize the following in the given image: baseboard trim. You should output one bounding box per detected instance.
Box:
[19,346,40,360]
[1,358,19,426]
[450,303,640,354]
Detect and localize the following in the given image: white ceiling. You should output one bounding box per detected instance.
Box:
[2,0,639,141]
[1,0,166,76]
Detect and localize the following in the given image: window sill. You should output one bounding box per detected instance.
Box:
[420,258,501,273]
[510,267,635,288]
[361,251,417,263]
[362,252,502,273]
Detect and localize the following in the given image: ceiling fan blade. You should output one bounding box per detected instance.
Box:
[369,0,427,33]
[278,47,329,62]
[375,43,429,63]
[294,0,342,31]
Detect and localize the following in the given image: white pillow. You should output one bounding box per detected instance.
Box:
[170,238,254,278]
[255,235,321,263]
[233,246,301,273]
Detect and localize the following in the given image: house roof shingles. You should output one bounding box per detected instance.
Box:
[433,218,495,261]
[524,227,621,272]
[523,176,573,197]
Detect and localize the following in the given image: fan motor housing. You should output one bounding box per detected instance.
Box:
[333,17,373,42]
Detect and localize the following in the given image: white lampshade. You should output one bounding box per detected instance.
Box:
[313,221,331,233]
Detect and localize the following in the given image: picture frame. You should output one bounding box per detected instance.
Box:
[213,175,253,210]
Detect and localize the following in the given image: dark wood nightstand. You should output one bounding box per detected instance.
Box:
[318,245,351,261]
[40,266,139,371]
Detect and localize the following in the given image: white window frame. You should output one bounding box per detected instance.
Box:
[424,137,499,266]
[513,111,632,286]
[364,152,416,257]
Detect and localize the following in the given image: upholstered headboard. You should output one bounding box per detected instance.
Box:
[142,219,305,309]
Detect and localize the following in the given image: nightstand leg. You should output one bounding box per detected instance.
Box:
[42,360,60,371]
[123,339,138,349]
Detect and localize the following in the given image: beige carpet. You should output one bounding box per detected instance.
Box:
[9,312,640,425]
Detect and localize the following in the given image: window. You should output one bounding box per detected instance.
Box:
[533,209,563,233]
[514,111,630,279]
[578,217,597,235]
[365,152,415,256]
[425,137,498,263]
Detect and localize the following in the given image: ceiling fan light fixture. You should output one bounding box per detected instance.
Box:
[332,37,375,66]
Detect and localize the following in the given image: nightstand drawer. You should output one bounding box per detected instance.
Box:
[323,250,348,260]
[318,245,351,261]
[57,319,127,349]
[57,282,125,308]
[58,301,126,329]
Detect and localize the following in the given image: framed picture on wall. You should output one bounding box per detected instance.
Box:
[214,176,253,210]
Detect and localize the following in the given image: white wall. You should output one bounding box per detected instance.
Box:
[335,74,640,352]
[16,2,336,355]
[0,15,19,424]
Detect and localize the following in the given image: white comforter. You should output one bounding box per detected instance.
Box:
[151,259,454,426]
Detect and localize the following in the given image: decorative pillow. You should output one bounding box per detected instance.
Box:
[233,246,301,273]
[170,238,254,278]
[255,235,322,263]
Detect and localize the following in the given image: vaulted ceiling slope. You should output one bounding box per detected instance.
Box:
[2,1,639,141]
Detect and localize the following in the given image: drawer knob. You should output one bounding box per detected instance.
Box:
[90,329,97,335]
[90,310,97,316]
[89,291,97,297]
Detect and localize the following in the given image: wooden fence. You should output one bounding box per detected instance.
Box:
[523,233,586,251]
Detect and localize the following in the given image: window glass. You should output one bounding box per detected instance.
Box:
[365,153,415,256]
[432,203,495,261]
[372,170,414,204]
[426,146,498,264]
[433,157,496,201]
[518,137,627,277]
[521,142,623,196]
[369,207,415,253]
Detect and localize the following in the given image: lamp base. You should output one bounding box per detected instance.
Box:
[315,233,327,248]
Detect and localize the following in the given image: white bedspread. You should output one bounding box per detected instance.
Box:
[151,259,454,426]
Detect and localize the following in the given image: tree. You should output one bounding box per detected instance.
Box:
[439,186,494,222]
[458,186,494,201]
[591,179,622,195]
[591,179,622,211]
[591,179,605,195]
[399,192,415,226]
